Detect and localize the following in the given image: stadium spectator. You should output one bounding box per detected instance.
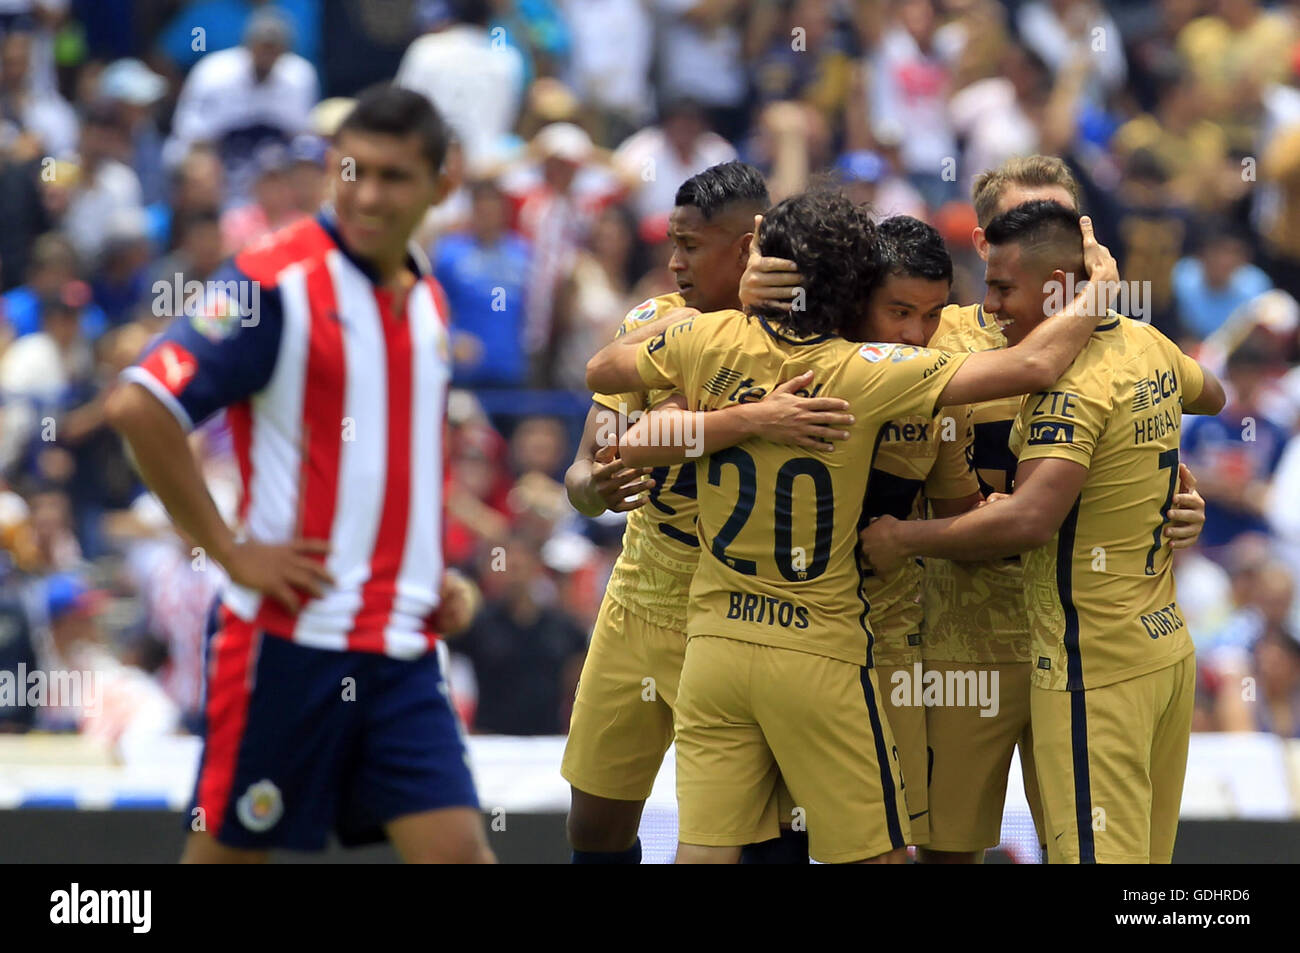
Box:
[452,535,587,735]
[1206,560,1300,736]
[435,179,531,389]
[1017,0,1128,103]
[149,210,226,299]
[35,571,182,746]
[164,8,318,206]
[1182,340,1290,553]
[2,233,104,339]
[155,0,320,75]
[218,142,305,254]
[552,203,642,391]
[396,0,526,171]
[868,0,962,208]
[1175,0,1295,152]
[557,0,653,145]
[614,100,738,227]
[653,0,747,142]
[0,25,77,158]
[512,122,618,385]
[61,101,144,269]
[286,133,326,215]
[98,58,169,208]
[1171,226,1273,339]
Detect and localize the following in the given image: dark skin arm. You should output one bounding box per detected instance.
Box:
[861,457,1089,573]
[104,382,333,612]
[584,307,699,395]
[564,402,655,518]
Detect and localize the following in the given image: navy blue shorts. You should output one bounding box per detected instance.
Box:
[190,610,479,851]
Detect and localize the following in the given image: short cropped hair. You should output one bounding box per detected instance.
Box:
[971,155,1080,229]
[983,199,1084,278]
[674,161,769,222]
[877,215,953,285]
[337,84,451,174]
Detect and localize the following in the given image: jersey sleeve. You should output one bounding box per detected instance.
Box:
[121,262,283,431]
[1177,350,1205,407]
[591,298,668,415]
[926,404,979,500]
[856,344,970,421]
[1012,357,1112,468]
[634,312,709,397]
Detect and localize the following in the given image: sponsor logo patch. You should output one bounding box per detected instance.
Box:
[1027,421,1075,445]
[140,341,198,396]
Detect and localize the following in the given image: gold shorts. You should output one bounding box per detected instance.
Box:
[674,635,910,863]
[560,595,685,801]
[1031,653,1195,864]
[877,659,930,845]
[924,660,1043,853]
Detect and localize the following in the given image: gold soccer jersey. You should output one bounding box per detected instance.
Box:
[862,405,977,667]
[1010,315,1205,692]
[635,310,970,666]
[595,294,698,631]
[924,304,1031,664]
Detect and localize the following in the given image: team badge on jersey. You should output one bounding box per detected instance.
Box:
[236,779,284,832]
[189,286,244,342]
[625,299,658,324]
[858,343,896,363]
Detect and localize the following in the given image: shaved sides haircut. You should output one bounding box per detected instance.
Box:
[983,200,1085,280]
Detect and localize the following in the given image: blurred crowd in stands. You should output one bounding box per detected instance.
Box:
[1,0,1300,747]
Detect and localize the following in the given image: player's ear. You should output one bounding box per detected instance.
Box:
[972,226,989,262]
[430,168,453,207]
[737,231,754,261]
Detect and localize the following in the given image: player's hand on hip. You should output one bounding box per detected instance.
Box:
[432,569,481,637]
[858,516,907,575]
[589,443,654,513]
[739,214,803,312]
[755,370,852,451]
[976,491,1011,508]
[1165,462,1206,550]
[223,538,333,613]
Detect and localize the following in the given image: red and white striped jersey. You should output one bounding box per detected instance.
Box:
[124,213,453,658]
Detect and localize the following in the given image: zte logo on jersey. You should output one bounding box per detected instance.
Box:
[646,317,695,353]
[1030,390,1079,418]
[1027,421,1075,445]
[140,341,198,395]
[1132,368,1179,412]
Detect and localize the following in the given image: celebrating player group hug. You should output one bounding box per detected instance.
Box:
[564,155,1226,865]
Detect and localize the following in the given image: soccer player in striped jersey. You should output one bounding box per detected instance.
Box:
[860,200,1226,863]
[107,87,492,863]
[561,162,853,863]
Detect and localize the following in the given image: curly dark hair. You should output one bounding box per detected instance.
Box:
[750,189,880,338]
